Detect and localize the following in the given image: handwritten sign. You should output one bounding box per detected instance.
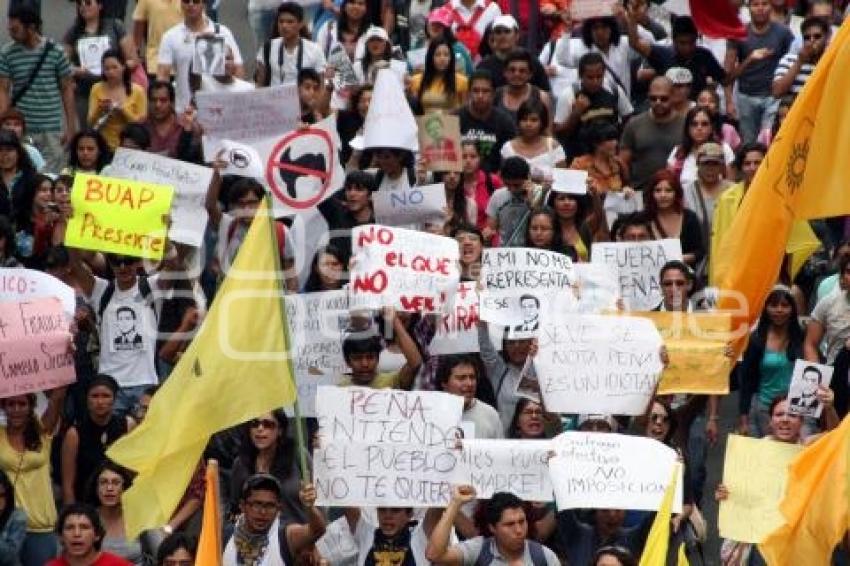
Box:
[196,85,300,143]
[314,441,467,507]
[109,149,212,247]
[316,386,464,445]
[719,435,802,543]
[430,281,481,355]
[462,439,552,501]
[549,432,682,512]
[0,269,75,318]
[373,183,447,227]
[349,225,460,313]
[787,360,833,418]
[551,169,588,195]
[65,173,174,260]
[570,0,614,20]
[535,314,663,415]
[417,113,462,172]
[284,291,349,417]
[0,298,75,398]
[571,263,620,313]
[480,248,575,328]
[638,312,733,394]
[591,239,683,311]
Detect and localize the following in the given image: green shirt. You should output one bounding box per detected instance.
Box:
[0,38,72,133]
[758,349,793,407]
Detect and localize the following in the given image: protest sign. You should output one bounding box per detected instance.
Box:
[109,149,212,247]
[417,113,462,172]
[571,263,619,313]
[314,441,466,507]
[373,183,447,226]
[535,314,663,415]
[719,435,802,543]
[787,360,833,418]
[0,269,75,318]
[479,248,575,328]
[196,85,300,143]
[430,281,480,355]
[571,0,614,20]
[549,432,682,512]
[551,169,588,195]
[349,225,460,313]
[193,36,225,76]
[0,298,75,398]
[64,173,174,260]
[316,385,464,447]
[284,291,349,417]
[591,239,683,311]
[637,312,733,394]
[77,36,110,75]
[462,439,552,501]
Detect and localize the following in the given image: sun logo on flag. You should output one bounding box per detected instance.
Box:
[786,138,809,195]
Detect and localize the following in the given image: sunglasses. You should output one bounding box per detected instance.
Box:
[649,95,670,102]
[250,418,278,429]
[662,280,687,287]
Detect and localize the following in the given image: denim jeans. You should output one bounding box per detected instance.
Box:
[736,92,779,145]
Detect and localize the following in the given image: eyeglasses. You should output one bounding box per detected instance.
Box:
[649,413,670,423]
[662,280,687,287]
[803,33,824,40]
[245,500,279,513]
[250,418,278,430]
[648,96,670,102]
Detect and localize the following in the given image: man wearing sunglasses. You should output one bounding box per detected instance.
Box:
[772,15,831,97]
[653,260,694,313]
[157,0,243,114]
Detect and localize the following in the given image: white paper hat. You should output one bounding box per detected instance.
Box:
[363,68,419,152]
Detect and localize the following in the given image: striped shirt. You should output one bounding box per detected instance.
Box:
[0,38,72,133]
[773,52,815,95]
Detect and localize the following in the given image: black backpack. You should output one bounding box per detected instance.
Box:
[97,276,155,320]
[474,537,548,565]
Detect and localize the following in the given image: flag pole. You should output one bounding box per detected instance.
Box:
[265,197,310,483]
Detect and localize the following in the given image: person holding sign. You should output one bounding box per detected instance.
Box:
[425,486,561,565]
[478,319,536,431]
[547,191,603,262]
[437,354,503,440]
[485,156,535,247]
[316,170,377,260]
[339,311,423,390]
[224,474,327,565]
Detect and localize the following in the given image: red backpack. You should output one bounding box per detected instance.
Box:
[451,1,491,61]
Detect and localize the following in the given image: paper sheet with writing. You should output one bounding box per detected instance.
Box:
[591,239,683,311]
[549,432,682,512]
[719,435,802,543]
[638,312,733,394]
[462,439,553,501]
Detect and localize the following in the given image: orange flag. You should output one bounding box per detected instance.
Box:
[714,19,850,353]
[758,416,850,565]
[194,460,222,566]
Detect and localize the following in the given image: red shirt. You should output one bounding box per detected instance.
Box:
[46,552,133,566]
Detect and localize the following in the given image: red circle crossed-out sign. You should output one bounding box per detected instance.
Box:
[265,128,335,209]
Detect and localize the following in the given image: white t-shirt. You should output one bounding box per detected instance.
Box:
[500,139,566,180]
[158,19,243,113]
[463,400,504,439]
[199,75,255,93]
[88,275,160,388]
[553,83,633,126]
[667,142,734,188]
[255,37,327,86]
[353,58,408,86]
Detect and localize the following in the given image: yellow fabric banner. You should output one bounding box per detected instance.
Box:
[64,173,174,260]
[637,312,733,394]
[638,462,682,566]
[719,435,802,543]
[195,461,222,566]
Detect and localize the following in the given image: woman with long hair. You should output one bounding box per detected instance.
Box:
[0,130,36,222]
[457,140,499,232]
[302,244,347,292]
[507,398,555,440]
[0,387,66,565]
[524,208,566,255]
[546,191,604,262]
[568,121,626,198]
[87,49,147,151]
[86,461,144,565]
[13,174,61,269]
[696,87,741,151]
[0,468,27,564]
[739,285,805,437]
[667,106,734,186]
[409,37,468,114]
[501,99,566,181]
[420,7,474,76]
[66,129,113,175]
[228,410,308,524]
[643,169,704,267]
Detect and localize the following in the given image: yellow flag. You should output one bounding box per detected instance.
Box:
[107,200,296,537]
[638,462,682,566]
[758,416,850,565]
[714,20,850,349]
[195,461,222,566]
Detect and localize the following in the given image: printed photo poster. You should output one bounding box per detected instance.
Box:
[535,313,663,415]
[549,432,682,513]
[349,225,460,314]
[479,247,575,331]
[78,36,111,75]
[591,239,683,311]
[787,360,833,418]
[284,290,350,417]
[417,113,462,172]
[193,35,226,76]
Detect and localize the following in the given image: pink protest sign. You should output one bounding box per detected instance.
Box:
[0,297,75,399]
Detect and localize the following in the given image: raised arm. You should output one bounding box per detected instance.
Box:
[392,310,423,390]
[425,485,476,565]
[616,3,652,59]
[285,483,327,556]
[68,248,97,298]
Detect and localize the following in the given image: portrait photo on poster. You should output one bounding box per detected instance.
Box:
[193,35,226,76]
[787,360,833,418]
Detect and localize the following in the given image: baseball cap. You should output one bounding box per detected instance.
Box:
[665,66,693,85]
[363,25,390,44]
[492,15,519,30]
[428,6,453,28]
[696,142,724,164]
